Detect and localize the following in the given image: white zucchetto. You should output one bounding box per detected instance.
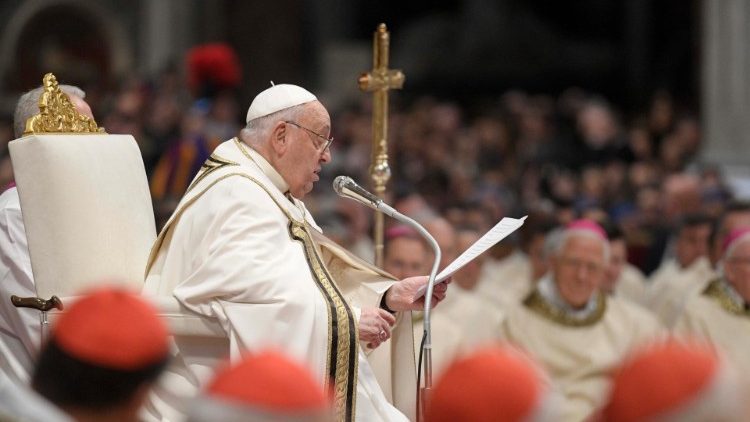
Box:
[245,84,317,123]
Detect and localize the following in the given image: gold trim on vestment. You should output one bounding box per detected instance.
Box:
[703,279,750,318]
[186,153,239,192]
[24,73,104,135]
[523,289,607,327]
[290,221,358,422]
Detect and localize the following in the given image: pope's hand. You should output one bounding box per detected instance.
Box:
[385,276,449,312]
[359,307,396,349]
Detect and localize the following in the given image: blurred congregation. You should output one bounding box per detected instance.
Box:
[2,0,750,421]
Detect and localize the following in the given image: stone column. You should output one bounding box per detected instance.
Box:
[702,0,750,166]
[140,0,194,76]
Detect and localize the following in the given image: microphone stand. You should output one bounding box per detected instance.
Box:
[333,176,441,420]
[393,213,441,422]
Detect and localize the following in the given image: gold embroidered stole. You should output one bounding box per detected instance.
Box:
[523,289,607,327]
[290,221,359,421]
[147,145,358,421]
[703,279,750,318]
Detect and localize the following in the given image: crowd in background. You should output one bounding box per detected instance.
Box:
[0,63,725,275]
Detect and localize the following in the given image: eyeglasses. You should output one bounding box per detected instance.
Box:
[727,256,750,267]
[284,121,333,152]
[559,257,604,274]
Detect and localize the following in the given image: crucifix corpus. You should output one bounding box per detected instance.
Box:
[358,23,405,268]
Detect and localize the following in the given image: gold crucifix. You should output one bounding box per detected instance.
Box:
[358,23,405,267]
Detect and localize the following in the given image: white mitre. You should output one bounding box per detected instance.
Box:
[246,83,317,123]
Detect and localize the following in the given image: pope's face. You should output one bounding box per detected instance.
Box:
[552,235,606,308]
[283,102,332,199]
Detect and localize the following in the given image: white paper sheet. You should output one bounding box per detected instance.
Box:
[414,215,527,299]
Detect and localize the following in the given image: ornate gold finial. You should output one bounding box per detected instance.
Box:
[23,73,104,135]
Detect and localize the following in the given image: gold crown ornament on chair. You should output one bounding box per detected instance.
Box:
[23,73,105,135]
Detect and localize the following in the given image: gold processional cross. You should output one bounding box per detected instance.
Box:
[358,23,405,267]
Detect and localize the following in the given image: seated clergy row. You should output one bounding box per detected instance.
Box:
[386,215,750,421]
[6,286,748,422]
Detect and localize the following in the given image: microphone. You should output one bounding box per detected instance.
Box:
[333,175,442,398]
[332,176,399,218]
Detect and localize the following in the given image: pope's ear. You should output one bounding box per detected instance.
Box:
[270,121,288,154]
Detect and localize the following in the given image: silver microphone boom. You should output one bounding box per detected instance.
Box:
[333,176,398,218]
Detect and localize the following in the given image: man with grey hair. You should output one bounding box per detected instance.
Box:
[0,84,93,387]
[500,219,662,421]
[12,85,93,139]
[143,84,446,421]
[675,226,750,382]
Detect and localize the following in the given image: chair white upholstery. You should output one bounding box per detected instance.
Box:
[9,134,225,338]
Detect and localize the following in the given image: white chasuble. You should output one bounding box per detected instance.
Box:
[500,286,663,421]
[143,139,412,422]
[418,287,505,376]
[675,279,750,382]
[475,250,532,308]
[646,257,715,328]
[613,264,648,306]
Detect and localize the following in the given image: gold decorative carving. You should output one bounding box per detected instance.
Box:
[523,289,607,327]
[290,220,358,422]
[703,279,750,318]
[359,23,404,267]
[23,73,104,135]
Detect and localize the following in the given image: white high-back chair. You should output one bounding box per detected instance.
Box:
[9,73,224,345]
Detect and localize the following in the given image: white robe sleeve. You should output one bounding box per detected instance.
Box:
[0,193,40,384]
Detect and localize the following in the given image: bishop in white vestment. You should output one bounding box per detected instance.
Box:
[499,220,663,421]
[674,227,750,382]
[0,84,94,386]
[143,85,442,422]
[647,215,715,327]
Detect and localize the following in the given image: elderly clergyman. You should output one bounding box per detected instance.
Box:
[499,219,662,421]
[0,85,93,388]
[675,226,750,383]
[143,84,446,421]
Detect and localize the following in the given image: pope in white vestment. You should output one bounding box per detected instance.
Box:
[499,220,663,421]
[143,85,439,422]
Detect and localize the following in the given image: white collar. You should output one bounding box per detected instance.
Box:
[242,143,290,194]
[538,274,600,320]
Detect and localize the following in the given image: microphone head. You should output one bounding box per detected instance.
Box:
[333,176,353,195]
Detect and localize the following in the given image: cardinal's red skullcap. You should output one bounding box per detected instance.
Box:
[426,346,546,422]
[601,341,719,422]
[208,350,329,413]
[53,287,168,370]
